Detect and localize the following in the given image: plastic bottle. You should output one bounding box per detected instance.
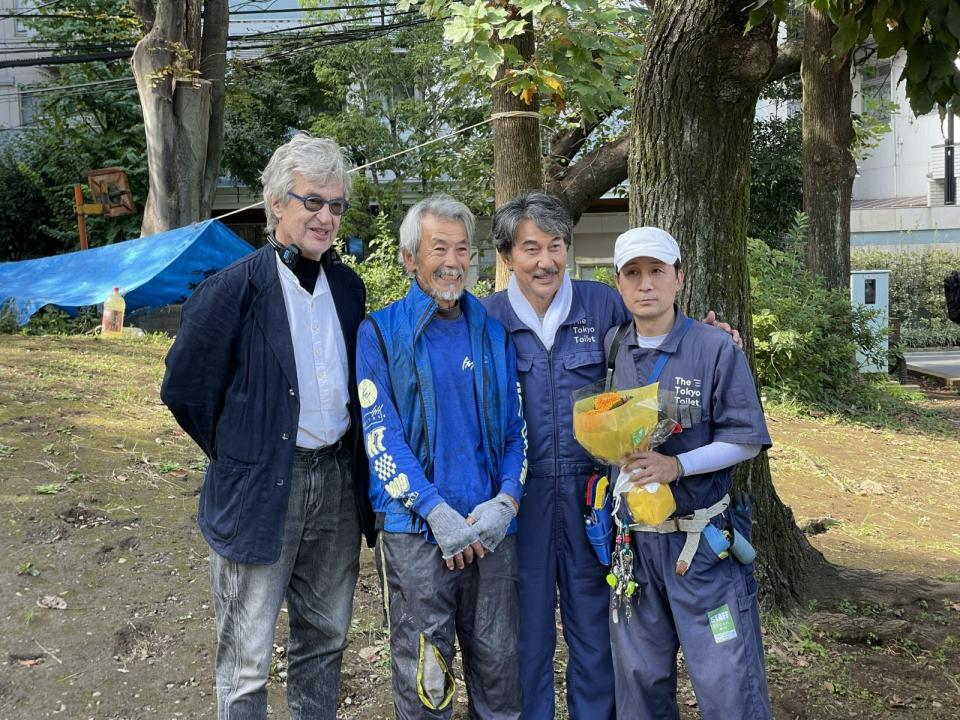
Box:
[625,482,676,526]
[101,287,125,336]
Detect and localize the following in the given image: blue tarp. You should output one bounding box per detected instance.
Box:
[0,219,254,326]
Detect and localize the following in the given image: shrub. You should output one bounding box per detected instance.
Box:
[851,247,960,348]
[749,215,885,406]
[340,213,410,312]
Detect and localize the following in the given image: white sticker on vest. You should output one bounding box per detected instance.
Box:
[358,378,378,408]
[366,427,386,457]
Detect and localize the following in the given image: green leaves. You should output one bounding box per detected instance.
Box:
[409,0,647,123]
[33,483,67,495]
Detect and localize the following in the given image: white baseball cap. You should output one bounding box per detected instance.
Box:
[614,227,681,272]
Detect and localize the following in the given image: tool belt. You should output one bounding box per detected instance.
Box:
[629,493,730,576]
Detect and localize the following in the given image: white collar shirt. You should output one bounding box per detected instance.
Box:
[275,253,350,448]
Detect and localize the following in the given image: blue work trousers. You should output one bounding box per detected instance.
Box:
[209,445,360,720]
[609,519,772,720]
[516,469,615,720]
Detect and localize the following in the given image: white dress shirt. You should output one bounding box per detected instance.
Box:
[275,253,350,448]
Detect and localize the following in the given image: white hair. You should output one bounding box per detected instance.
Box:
[397,194,475,263]
[260,133,352,234]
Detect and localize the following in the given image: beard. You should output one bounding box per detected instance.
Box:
[428,267,465,302]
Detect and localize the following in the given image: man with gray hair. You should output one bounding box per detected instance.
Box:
[356,194,528,719]
[483,191,740,720]
[162,133,375,719]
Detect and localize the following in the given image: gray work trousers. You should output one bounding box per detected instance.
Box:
[379,532,522,720]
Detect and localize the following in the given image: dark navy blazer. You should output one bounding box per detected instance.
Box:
[161,244,375,563]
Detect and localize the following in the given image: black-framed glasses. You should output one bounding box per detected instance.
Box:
[286,191,350,216]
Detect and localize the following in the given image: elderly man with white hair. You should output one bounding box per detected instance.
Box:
[162,133,376,719]
[356,194,528,719]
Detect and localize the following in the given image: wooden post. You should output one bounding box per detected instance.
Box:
[74,184,89,250]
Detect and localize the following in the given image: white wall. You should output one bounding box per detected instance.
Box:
[0,0,48,130]
[852,52,948,201]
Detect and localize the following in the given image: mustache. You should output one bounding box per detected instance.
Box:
[433,268,465,281]
[532,267,560,279]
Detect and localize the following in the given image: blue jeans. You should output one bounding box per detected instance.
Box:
[209,445,360,720]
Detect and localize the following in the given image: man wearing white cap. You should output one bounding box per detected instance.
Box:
[482,193,742,720]
[605,227,773,719]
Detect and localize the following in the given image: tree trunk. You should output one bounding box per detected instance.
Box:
[801,6,857,291]
[630,0,822,608]
[131,0,225,236]
[199,0,228,218]
[492,18,541,290]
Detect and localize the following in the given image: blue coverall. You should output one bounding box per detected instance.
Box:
[605,308,773,720]
[484,280,628,720]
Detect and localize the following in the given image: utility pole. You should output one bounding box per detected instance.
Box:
[946,102,956,206]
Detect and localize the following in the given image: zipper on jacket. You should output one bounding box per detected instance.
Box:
[413,302,437,474]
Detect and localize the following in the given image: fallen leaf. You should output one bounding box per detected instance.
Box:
[357,645,382,662]
[169,469,188,480]
[857,480,885,496]
[37,595,67,610]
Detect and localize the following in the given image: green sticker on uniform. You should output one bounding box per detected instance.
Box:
[707,604,737,643]
[631,427,646,447]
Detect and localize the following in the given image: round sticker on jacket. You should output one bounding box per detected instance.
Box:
[358,379,378,408]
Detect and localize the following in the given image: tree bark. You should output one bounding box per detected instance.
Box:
[199,0,228,219]
[131,0,226,236]
[801,6,857,291]
[492,17,541,290]
[545,134,629,225]
[629,0,823,608]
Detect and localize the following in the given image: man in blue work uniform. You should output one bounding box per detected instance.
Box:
[605,227,772,720]
[483,193,739,720]
[356,195,528,719]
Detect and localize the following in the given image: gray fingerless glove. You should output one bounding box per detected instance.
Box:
[425,502,480,560]
[468,492,518,551]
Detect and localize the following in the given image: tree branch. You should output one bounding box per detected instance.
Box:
[765,38,802,83]
[545,134,629,223]
[128,0,155,31]
[547,116,604,171]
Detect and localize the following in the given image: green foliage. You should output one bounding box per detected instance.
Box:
[749,1,960,116]
[589,266,616,288]
[221,52,340,192]
[0,303,99,336]
[1,0,146,257]
[0,146,59,260]
[749,114,803,249]
[307,19,494,224]
[398,0,648,124]
[32,483,66,495]
[852,247,960,347]
[749,213,886,406]
[340,214,410,312]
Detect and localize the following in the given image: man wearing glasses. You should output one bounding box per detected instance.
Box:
[162,133,376,719]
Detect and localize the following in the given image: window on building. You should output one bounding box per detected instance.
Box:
[14,0,30,35]
[18,90,43,127]
[858,57,893,121]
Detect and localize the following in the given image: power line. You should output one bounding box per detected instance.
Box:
[0,15,434,71]
[0,2,399,18]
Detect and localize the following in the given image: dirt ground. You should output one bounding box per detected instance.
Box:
[0,335,958,719]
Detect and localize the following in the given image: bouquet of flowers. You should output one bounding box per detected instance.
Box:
[572,380,680,526]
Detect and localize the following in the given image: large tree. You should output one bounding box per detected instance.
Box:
[630,0,824,606]
[751,0,960,289]
[130,0,227,236]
